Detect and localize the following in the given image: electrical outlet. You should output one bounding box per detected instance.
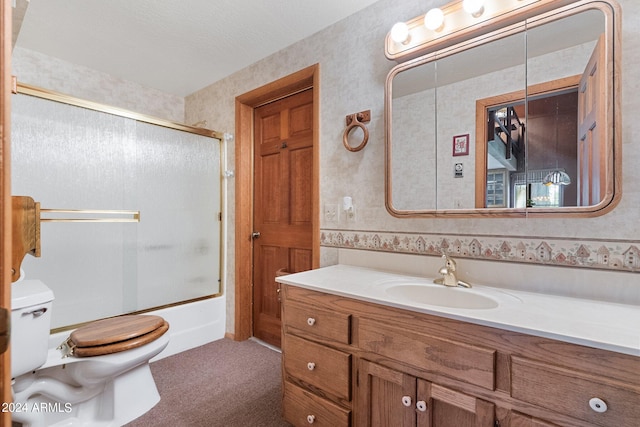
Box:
[324,204,339,222]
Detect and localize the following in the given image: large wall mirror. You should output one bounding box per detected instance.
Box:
[385,0,620,217]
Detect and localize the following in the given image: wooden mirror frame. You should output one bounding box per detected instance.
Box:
[384,0,621,218]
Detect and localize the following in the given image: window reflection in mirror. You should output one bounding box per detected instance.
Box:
[384,2,618,217]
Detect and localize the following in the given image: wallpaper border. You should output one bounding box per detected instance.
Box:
[320,229,640,273]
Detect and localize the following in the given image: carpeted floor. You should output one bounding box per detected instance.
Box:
[125,338,293,427]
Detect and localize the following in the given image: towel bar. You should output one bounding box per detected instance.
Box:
[40,208,140,223]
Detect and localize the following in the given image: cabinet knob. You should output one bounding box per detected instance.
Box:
[307,362,316,371]
[416,400,428,412]
[307,317,316,326]
[402,396,412,407]
[306,414,315,424]
[589,397,608,413]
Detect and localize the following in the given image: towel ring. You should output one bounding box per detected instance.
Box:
[343,110,370,152]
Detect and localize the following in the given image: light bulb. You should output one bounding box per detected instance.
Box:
[390,22,410,44]
[424,8,444,31]
[463,0,484,15]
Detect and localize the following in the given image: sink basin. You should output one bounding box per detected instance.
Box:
[385,284,499,309]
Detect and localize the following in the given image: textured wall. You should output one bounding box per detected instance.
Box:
[185,0,640,334]
[12,47,185,123]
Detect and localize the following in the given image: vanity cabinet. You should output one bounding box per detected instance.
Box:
[356,359,494,426]
[282,299,353,426]
[280,284,640,427]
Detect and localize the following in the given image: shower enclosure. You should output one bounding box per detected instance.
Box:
[11,86,223,329]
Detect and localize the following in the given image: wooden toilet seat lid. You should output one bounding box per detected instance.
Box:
[63,314,169,357]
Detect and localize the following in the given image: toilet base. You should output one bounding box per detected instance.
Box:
[12,357,162,427]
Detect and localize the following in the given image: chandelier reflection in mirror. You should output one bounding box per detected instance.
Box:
[543,98,572,187]
[543,170,572,186]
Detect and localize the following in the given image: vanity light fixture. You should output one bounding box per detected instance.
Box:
[385,0,562,62]
[424,8,445,31]
[462,0,485,16]
[390,22,411,44]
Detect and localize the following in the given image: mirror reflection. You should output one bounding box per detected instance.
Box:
[386,4,616,216]
[390,61,437,210]
[484,90,579,209]
[435,31,526,210]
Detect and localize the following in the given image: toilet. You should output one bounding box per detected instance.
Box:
[11,280,170,427]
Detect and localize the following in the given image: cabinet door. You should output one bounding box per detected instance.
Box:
[356,359,495,427]
[416,379,495,427]
[356,359,417,427]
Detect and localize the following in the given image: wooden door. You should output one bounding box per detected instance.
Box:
[252,89,314,347]
[356,359,417,427]
[577,34,606,206]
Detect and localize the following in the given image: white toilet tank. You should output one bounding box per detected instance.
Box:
[11,280,54,378]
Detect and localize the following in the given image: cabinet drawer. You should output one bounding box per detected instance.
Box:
[358,318,495,390]
[283,381,351,427]
[512,356,640,427]
[284,301,351,344]
[284,334,351,401]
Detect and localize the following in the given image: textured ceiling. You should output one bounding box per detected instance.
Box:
[15,0,381,96]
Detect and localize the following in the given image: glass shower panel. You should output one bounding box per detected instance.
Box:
[11,93,221,329]
[11,94,133,327]
[133,122,221,309]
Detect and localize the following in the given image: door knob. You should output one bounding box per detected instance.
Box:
[251,231,261,239]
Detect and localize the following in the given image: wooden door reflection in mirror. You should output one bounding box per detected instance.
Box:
[475,77,582,209]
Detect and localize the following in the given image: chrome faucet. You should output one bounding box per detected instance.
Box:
[433,253,472,288]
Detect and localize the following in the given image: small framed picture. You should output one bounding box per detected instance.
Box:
[452,134,469,156]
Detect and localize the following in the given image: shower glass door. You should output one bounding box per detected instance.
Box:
[11,92,221,329]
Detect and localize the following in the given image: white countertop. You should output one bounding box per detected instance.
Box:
[276,264,640,357]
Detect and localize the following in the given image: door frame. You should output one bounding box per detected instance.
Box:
[234,64,320,341]
[1,0,12,420]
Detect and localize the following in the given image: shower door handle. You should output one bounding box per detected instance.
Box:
[251,231,261,239]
